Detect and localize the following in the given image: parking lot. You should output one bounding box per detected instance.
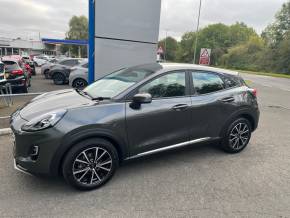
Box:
[0,74,290,217]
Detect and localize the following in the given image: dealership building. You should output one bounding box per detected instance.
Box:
[0,37,61,57]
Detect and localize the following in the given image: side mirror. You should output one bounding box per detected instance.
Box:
[130,93,152,109]
[132,93,152,104]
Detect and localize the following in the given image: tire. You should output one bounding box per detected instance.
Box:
[21,84,28,93]
[220,118,252,153]
[62,138,119,190]
[72,78,88,89]
[53,72,65,85]
[44,70,50,79]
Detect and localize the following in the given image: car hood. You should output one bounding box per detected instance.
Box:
[20,89,94,120]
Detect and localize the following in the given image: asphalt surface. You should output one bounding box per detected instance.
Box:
[0,73,290,217]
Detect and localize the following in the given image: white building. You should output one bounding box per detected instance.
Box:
[0,37,56,57]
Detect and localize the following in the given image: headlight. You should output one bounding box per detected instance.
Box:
[21,109,67,132]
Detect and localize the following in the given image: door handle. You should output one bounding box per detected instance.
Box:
[220,97,235,103]
[172,104,189,111]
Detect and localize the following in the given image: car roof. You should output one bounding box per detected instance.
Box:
[2,59,18,64]
[161,63,239,76]
[133,63,239,76]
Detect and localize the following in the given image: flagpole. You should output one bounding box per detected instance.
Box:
[193,0,202,64]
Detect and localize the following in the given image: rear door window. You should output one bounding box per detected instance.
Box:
[192,71,225,95]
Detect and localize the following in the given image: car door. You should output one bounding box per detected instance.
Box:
[126,71,192,156]
[189,71,234,139]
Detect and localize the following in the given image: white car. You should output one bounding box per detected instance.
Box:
[33,55,49,66]
[69,61,88,89]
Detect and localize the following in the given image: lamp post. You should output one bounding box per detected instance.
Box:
[164,29,168,62]
[193,0,202,64]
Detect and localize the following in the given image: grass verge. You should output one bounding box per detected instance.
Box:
[237,70,290,79]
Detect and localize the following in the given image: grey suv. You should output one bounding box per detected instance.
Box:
[11,63,259,190]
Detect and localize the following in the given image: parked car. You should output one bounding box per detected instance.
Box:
[33,55,49,67]
[11,63,259,190]
[41,59,59,79]
[49,58,85,85]
[69,61,88,89]
[0,61,4,81]
[22,56,36,75]
[2,59,31,93]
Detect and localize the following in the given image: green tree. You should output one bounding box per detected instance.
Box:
[158,37,178,62]
[61,15,88,57]
[176,32,196,63]
[221,36,266,71]
[262,1,290,46]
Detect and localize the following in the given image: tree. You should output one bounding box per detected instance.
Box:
[220,36,266,71]
[61,16,88,57]
[158,37,178,62]
[262,1,290,46]
[176,32,196,63]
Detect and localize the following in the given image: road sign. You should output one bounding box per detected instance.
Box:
[199,48,211,65]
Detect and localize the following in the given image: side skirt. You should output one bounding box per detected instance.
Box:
[125,137,216,160]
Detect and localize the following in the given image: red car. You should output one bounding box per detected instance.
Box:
[1,56,31,93]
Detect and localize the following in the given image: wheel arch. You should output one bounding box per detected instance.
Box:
[219,109,257,138]
[50,129,128,176]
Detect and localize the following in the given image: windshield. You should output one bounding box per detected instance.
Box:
[84,68,154,98]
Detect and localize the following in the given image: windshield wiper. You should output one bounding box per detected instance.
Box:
[91,97,111,101]
[75,89,93,99]
[75,89,111,101]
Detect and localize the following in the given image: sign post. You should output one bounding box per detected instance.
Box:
[88,0,161,82]
[199,48,211,65]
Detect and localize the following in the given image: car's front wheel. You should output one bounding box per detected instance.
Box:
[221,118,252,153]
[62,138,119,190]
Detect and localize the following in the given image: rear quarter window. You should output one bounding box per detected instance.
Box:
[192,71,225,95]
[222,75,240,88]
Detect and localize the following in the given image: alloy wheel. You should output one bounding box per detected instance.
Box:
[229,122,250,150]
[72,147,113,185]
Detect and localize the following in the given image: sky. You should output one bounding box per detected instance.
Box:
[0,0,286,41]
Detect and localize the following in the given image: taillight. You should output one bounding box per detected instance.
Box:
[250,88,257,97]
[11,69,23,75]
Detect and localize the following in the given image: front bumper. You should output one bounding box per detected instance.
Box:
[11,113,65,176]
[14,158,32,176]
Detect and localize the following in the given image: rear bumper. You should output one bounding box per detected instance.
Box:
[4,77,26,88]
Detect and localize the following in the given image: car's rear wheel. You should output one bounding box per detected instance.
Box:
[62,138,119,190]
[72,78,88,89]
[21,84,28,93]
[44,70,50,79]
[53,72,65,85]
[221,118,252,153]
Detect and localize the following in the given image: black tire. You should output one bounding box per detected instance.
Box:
[220,118,252,153]
[53,72,65,85]
[21,84,28,93]
[72,78,88,89]
[44,70,50,79]
[62,138,119,190]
